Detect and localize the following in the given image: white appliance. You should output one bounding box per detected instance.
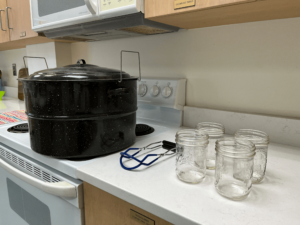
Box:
[29,0,179,41]
[30,0,142,32]
[0,78,186,225]
[0,147,84,225]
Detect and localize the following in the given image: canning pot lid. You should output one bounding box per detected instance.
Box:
[21,59,133,81]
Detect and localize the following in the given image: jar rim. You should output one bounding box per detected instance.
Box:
[176,129,209,146]
[216,137,256,158]
[196,122,225,137]
[235,129,269,146]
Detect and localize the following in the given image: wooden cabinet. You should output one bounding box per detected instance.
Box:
[0,0,10,43]
[84,182,173,225]
[146,0,255,19]
[146,0,300,29]
[0,0,76,51]
[6,0,38,41]
[0,0,38,43]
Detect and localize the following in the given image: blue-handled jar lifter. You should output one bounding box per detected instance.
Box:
[120,141,176,170]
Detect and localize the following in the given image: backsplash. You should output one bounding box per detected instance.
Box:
[184,106,300,148]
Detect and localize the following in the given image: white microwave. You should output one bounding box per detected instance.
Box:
[30,0,144,32]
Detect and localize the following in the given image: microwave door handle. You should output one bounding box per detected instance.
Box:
[0,158,77,198]
[84,0,97,14]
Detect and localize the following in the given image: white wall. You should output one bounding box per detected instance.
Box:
[55,42,72,67]
[0,42,72,89]
[0,48,27,88]
[26,42,57,75]
[0,42,72,98]
[71,17,300,119]
[0,17,299,119]
[26,42,72,75]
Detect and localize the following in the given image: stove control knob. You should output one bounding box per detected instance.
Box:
[138,83,148,97]
[162,86,173,98]
[151,85,160,97]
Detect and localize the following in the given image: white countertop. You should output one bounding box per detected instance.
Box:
[1,98,300,225]
[0,97,25,113]
[77,127,300,225]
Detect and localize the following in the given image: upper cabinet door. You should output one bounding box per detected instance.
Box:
[146,0,255,18]
[146,0,300,29]
[6,0,38,41]
[0,0,10,43]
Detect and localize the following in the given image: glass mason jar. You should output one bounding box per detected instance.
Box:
[215,138,256,200]
[197,122,225,170]
[175,129,209,184]
[235,129,269,183]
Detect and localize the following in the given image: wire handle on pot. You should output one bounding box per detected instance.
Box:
[120,50,141,83]
[23,56,49,76]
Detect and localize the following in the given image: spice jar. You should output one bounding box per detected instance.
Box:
[197,122,225,170]
[215,138,256,200]
[175,129,209,183]
[235,129,269,183]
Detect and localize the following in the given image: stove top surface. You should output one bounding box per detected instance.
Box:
[7,123,29,133]
[0,119,178,179]
[0,78,185,179]
[135,124,155,136]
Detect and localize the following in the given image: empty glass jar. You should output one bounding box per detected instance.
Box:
[197,122,225,170]
[235,129,269,183]
[215,138,256,200]
[175,129,209,183]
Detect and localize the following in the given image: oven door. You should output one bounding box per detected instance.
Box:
[30,0,99,32]
[0,156,84,225]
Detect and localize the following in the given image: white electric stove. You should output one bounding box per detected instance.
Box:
[0,78,186,225]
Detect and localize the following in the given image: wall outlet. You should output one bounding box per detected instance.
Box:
[12,64,17,76]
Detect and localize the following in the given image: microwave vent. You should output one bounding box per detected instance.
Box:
[43,13,179,42]
[120,25,171,35]
[53,36,92,42]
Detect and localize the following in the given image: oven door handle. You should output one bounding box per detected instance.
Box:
[0,158,77,198]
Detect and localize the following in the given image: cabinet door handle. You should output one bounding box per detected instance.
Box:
[0,9,6,31]
[6,7,12,30]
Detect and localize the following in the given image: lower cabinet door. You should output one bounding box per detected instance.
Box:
[84,182,173,225]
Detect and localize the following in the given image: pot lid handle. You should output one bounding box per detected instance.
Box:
[120,50,141,83]
[76,59,86,65]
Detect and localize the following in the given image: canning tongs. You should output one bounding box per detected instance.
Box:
[120,141,176,170]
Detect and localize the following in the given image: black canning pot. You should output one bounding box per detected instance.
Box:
[20,59,137,159]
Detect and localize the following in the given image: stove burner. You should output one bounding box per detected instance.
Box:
[8,123,29,133]
[136,124,155,136]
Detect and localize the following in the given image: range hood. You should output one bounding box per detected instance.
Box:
[42,13,180,42]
